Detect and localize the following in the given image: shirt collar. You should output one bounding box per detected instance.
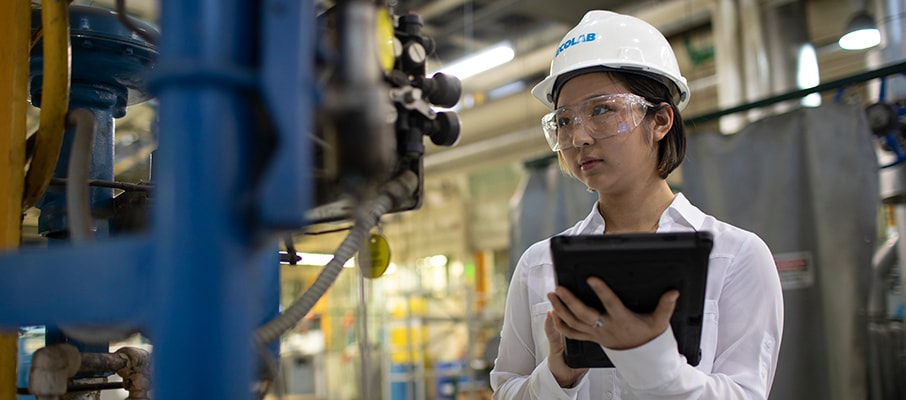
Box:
[661,192,706,230]
[574,192,706,234]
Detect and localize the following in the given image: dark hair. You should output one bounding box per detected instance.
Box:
[618,72,686,179]
[554,68,686,179]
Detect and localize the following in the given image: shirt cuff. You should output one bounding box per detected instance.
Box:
[602,326,682,390]
[533,358,584,400]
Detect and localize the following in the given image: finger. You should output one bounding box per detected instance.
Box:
[547,291,585,329]
[543,310,558,342]
[553,286,599,325]
[545,310,574,352]
[651,290,680,328]
[587,277,629,317]
[547,294,588,339]
[550,309,582,339]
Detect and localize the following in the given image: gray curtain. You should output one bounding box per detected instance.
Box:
[682,102,879,400]
[507,156,597,283]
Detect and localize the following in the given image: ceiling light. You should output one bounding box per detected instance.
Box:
[839,11,881,50]
[796,44,821,107]
[434,42,515,80]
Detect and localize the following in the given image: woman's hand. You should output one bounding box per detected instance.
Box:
[543,310,588,387]
[547,277,679,351]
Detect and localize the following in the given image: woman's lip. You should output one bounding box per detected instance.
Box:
[579,158,602,171]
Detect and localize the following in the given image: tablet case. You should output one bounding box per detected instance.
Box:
[550,231,713,368]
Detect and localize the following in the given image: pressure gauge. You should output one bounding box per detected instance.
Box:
[405,42,427,65]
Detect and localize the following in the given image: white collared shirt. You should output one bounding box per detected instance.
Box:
[490,193,784,400]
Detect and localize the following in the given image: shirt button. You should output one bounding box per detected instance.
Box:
[606,392,613,399]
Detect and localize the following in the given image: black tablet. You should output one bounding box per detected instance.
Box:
[550,231,713,368]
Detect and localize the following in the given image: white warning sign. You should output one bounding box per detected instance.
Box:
[774,251,814,290]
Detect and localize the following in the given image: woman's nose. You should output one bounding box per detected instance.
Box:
[571,121,594,147]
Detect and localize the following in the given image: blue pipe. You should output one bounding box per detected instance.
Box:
[149,1,261,398]
[0,238,148,326]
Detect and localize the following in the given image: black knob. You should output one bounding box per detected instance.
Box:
[399,13,424,36]
[425,73,462,108]
[430,111,460,147]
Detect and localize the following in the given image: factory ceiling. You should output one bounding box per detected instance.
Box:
[391,0,639,62]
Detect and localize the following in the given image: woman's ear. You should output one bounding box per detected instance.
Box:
[651,104,674,142]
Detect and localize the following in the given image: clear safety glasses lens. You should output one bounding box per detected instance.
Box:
[541,93,655,151]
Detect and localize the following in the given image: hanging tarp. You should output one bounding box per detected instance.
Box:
[683,102,878,400]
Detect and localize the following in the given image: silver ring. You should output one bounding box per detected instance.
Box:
[592,316,604,328]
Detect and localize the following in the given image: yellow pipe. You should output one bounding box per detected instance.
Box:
[0,0,33,397]
[22,0,71,209]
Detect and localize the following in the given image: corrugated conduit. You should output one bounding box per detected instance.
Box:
[253,170,419,346]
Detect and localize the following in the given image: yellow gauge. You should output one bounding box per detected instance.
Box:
[375,7,396,74]
[361,232,391,278]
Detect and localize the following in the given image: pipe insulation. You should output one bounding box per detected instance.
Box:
[66,109,96,243]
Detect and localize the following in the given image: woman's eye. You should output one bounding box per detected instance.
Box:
[591,104,610,116]
[557,117,572,128]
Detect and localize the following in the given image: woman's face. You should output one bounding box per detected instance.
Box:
[556,72,664,195]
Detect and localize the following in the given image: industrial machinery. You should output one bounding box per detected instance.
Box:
[0,0,461,399]
[866,87,906,400]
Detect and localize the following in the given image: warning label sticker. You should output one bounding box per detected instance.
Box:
[774,252,814,290]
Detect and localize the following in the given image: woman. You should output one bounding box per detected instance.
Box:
[490,10,783,399]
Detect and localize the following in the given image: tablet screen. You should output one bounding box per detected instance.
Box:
[550,231,712,368]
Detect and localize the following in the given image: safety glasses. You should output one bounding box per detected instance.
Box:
[541,93,656,151]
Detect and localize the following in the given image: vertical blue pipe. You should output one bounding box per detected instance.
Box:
[151,1,258,399]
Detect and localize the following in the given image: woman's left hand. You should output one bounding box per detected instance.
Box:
[547,277,679,350]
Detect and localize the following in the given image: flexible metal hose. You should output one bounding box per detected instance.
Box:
[253,170,419,346]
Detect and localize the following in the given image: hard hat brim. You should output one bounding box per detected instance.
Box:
[531,62,690,111]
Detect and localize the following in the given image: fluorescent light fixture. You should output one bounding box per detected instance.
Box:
[796,44,821,107]
[280,251,354,267]
[487,80,527,100]
[434,42,515,80]
[839,11,880,50]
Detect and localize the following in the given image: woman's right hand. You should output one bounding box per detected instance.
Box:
[544,310,588,388]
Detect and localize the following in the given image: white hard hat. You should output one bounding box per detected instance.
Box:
[531,10,690,110]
